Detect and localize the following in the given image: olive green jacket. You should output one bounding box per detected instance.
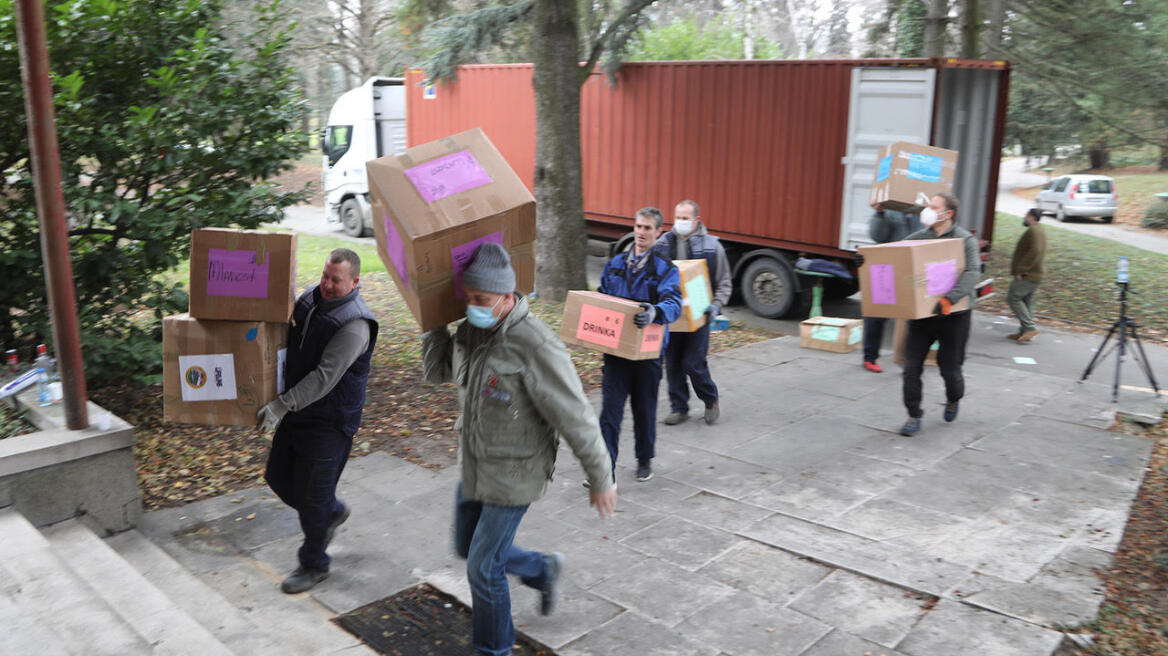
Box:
[422,294,614,506]
[1010,223,1047,283]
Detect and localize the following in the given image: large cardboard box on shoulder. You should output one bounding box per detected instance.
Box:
[671,259,712,333]
[858,239,970,320]
[162,313,287,427]
[800,316,863,353]
[367,128,536,332]
[869,142,959,211]
[188,229,297,323]
[560,291,665,360]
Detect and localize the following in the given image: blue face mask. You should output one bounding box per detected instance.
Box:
[466,295,505,329]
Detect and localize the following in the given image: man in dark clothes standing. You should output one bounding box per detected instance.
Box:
[1007,208,1047,343]
[259,248,379,593]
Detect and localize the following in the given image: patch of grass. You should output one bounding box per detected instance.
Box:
[982,212,1168,341]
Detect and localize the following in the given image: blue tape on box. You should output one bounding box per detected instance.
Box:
[876,154,892,182]
[905,152,943,183]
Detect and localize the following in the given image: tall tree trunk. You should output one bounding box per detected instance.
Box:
[923,0,947,56]
[981,0,1005,56]
[960,0,980,58]
[531,0,587,301]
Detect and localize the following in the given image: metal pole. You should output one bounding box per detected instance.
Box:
[15,0,89,429]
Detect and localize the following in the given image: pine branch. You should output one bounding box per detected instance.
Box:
[417,0,535,82]
[580,0,655,85]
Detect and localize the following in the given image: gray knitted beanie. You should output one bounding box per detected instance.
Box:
[461,242,515,294]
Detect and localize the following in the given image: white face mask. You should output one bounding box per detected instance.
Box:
[919,207,938,227]
[673,219,695,236]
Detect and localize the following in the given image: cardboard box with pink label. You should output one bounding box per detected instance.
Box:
[188,228,298,323]
[367,127,536,332]
[858,239,969,320]
[560,291,665,360]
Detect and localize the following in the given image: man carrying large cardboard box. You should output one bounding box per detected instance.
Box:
[893,193,978,436]
[598,207,681,483]
[257,248,379,594]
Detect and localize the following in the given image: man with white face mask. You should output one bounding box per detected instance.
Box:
[897,193,980,437]
[422,242,617,656]
[654,200,732,426]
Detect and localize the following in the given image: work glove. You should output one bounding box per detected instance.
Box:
[854,252,865,268]
[257,398,288,432]
[705,302,721,319]
[633,302,656,328]
[933,298,953,316]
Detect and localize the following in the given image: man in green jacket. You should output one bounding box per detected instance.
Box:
[422,243,617,656]
[1007,208,1046,343]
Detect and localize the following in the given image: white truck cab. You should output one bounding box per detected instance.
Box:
[321,77,406,236]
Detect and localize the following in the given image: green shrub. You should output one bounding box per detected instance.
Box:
[1142,200,1168,229]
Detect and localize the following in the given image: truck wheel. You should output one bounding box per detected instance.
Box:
[341,198,368,237]
[742,257,798,318]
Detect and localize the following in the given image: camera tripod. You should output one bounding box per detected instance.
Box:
[1080,282,1161,402]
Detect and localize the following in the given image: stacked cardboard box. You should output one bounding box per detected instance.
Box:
[857,239,969,320]
[560,291,665,360]
[367,128,536,332]
[163,229,296,426]
[671,259,712,333]
[799,317,863,353]
[869,141,959,211]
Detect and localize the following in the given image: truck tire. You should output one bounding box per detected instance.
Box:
[341,198,368,237]
[741,256,798,318]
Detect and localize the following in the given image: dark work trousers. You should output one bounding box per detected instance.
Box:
[265,415,353,571]
[862,316,889,363]
[599,354,662,470]
[665,324,719,414]
[902,309,973,418]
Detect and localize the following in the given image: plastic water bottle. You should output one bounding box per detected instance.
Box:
[1117,256,1130,284]
[35,344,51,406]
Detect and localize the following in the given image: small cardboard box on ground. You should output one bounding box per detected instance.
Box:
[560,291,665,360]
[188,229,297,323]
[671,259,713,333]
[869,142,959,211]
[800,317,863,353]
[367,128,536,332]
[858,239,970,320]
[162,313,287,427]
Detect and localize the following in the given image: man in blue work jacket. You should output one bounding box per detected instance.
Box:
[597,207,682,483]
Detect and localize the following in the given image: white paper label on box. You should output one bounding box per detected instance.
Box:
[277,348,287,394]
[848,326,863,345]
[178,354,237,402]
[811,325,841,342]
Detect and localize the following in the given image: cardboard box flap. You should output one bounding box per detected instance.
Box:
[367,128,535,239]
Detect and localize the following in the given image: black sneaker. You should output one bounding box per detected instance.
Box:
[281,566,329,594]
[635,461,653,481]
[325,501,350,547]
[943,402,959,423]
[540,552,565,616]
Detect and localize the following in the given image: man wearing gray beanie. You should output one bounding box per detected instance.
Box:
[422,242,617,656]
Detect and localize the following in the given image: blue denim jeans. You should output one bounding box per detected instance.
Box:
[454,484,549,656]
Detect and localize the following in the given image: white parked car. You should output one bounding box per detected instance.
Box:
[1035,174,1117,223]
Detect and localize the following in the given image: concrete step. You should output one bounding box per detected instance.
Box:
[0,587,72,656]
[44,518,234,656]
[105,528,294,656]
[0,508,151,655]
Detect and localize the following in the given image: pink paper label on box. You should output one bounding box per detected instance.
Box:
[576,304,625,349]
[404,150,493,203]
[868,264,896,305]
[926,260,958,296]
[640,324,665,353]
[207,249,269,298]
[451,232,505,299]
[382,212,409,285]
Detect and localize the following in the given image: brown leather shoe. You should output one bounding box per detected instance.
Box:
[1006,333,1022,341]
[664,412,689,425]
[1018,330,1039,342]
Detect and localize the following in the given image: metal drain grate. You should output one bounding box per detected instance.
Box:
[333,583,556,655]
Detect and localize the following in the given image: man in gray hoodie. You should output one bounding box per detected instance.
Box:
[422,243,617,656]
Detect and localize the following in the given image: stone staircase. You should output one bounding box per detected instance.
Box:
[0,507,374,655]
